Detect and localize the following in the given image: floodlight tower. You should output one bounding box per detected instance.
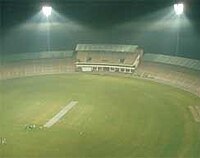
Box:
[174,2,184,56]
[42,5,52,52]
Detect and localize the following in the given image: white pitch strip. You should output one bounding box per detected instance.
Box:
[44,101,78,128]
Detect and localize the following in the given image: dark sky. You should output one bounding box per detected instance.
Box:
[1,0,200,59]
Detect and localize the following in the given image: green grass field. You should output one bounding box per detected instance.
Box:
[0,73,200,157]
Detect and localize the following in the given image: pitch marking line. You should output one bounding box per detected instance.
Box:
[195,106,200,117]
[44,101,78,128]
[188,106,200,122]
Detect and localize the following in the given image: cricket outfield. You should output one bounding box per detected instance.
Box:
[0,73,200,157]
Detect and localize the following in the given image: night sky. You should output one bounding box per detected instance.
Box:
[0,0,200,59]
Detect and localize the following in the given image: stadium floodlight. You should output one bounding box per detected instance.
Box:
[174,3,184,15]
[42,6,52,17]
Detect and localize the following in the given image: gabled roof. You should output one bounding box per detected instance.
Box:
[75,44,139,53]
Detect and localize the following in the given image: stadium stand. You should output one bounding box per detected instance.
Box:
[3,51,73,62]
[136,59,200,97]
[0,51,75,80]
[143,53,200,71]
[75,44,143,73]
[1,49,199,97]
